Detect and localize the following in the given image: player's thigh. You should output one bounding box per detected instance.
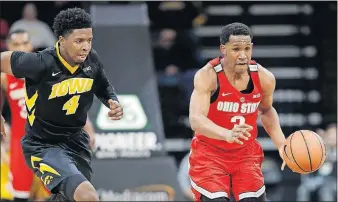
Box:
[231,144,265,201]
[21,136,85,193]
[64,130,93,181]
[189,139,231,200]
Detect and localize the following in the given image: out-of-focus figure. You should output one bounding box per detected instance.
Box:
[9,3,56,50]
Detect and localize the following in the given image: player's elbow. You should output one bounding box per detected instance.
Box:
[189,114,201,132]
[259,106,274,115]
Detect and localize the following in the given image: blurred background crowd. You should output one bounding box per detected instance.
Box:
[0,1,337,201]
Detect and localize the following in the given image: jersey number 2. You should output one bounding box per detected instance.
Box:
[63,95,80,115]
[230,116,246,129]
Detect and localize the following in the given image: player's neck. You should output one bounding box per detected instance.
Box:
[59,46,76,67]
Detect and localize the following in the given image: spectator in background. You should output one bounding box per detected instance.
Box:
[154,29,180,86]
[149,2,206,110]
[153,28,202,103]
[9,3,56,50]
[147,1,206,32]
[0,19,9,51]
[148,1,205,68]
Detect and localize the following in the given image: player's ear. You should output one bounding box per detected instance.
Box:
[220,44,227,55]
[59,36,65,45]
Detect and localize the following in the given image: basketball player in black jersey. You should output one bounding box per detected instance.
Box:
[0,8,123,201]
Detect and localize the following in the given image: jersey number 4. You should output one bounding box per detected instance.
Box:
[62,95,80,115]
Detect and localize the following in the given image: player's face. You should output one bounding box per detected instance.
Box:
[220,35,253,74]
[7,33,33,52]
[62,28,93,64]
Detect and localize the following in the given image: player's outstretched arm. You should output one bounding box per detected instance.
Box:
[1,51,45,81]
[189,67,251,144]
[258,65,287,168]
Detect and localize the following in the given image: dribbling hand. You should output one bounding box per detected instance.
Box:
[279,145,287,171]
[107,99,123,120]
[1,115,6,137]
[223,124,253,145]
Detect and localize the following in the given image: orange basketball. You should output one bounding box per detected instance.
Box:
[283,130,326,174]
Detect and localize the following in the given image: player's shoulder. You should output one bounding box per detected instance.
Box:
[194,57,219,90]
[255,61,276,90]
[196,57,219,79]
[38,46,55,56]
[256,62,275,81]
[35,46,58,66]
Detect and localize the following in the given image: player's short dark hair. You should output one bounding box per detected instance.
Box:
[6,29,29,41]
[52,7,92,37]
[220,22,253,45]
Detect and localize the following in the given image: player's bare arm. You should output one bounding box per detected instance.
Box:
[258,65,287,166]
[189,65,252,144]
[0,51,14,76]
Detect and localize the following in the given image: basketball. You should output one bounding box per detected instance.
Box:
[283,130,327,174]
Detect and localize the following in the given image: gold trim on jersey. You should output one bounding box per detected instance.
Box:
[25,90,38,126]
[55,42,79,74]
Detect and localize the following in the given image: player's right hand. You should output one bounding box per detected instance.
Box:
[223,124,253,145]
[1,115,6,137]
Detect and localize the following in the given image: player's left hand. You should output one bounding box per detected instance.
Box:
[278,145,286,170]
[107,99,123,120]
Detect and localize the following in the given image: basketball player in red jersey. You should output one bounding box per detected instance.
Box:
[189,23,288,202]
[0,29,96,202]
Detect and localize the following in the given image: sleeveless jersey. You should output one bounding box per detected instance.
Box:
[6,74,27,138]
[195,57,263,150]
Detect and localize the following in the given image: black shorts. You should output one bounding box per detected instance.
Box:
[21,129,92,193]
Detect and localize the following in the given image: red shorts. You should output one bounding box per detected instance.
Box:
[189,137,266,201]
[10,132,34,198]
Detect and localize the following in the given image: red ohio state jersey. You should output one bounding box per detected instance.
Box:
[6,74,27,138]
[195,57,263,149]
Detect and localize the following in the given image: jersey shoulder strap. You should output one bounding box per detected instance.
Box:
[248,60,258,72]
[208,56,223,73]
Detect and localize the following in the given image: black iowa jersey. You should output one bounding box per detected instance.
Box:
[10,43,118,140]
